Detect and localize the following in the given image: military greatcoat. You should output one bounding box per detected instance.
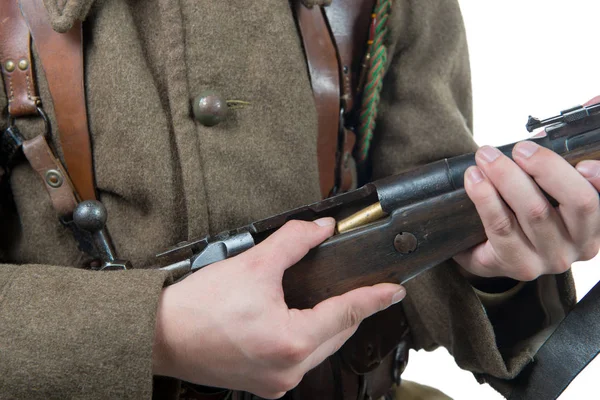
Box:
[0,0,575,398]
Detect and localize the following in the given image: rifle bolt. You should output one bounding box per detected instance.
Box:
[394,232,417,254]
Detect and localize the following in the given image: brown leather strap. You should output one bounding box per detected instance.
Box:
[339,127,357,192]
[325,0,375,193]
[295,2,340,198]
[19,0,96,201]
[22,135,78,218]
[0,0,39,117]
[324,0,375,112]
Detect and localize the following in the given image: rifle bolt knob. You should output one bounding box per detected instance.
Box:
[73,200,108,233]
[394,232,418,254]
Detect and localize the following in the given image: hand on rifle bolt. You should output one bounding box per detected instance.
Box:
[152,218,406,398]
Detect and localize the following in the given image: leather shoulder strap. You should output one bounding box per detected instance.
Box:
[295,1,340,198]
[324,0,376,112]
[0,0,39,117]
[18,0,96,201]
[509,280,600,400]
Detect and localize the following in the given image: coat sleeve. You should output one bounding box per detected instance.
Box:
[0,264,169,399]
[369,0,577,395]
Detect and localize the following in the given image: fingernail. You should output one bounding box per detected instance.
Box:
[314,217,335,227]
[467,166,484,184]
[577,161,600,179]
[478,146,501,163]
[514,141,539,159]
[391,288,406,305]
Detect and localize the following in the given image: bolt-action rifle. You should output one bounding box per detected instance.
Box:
[157,103,600,309]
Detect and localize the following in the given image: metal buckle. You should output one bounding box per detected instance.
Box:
[7,106,51,135]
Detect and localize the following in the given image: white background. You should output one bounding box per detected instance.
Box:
[402,1,600,399]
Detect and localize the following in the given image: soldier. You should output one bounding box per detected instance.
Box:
[1,0,599,399]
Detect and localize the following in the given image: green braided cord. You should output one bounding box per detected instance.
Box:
[356,0,392,164]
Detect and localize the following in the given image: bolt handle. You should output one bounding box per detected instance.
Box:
[72,200,131,270]
[73,200,108,234]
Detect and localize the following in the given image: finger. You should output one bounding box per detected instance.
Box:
[476,146,568,257]
[243,218,336,273]
[575,160,600,259]
[513,142,600,255]
[584,96,600,107]
[298,283,405,346]
[462,165,539,277]
[531,129,547,138]
[577,160,600,189]
[454,241,540,280]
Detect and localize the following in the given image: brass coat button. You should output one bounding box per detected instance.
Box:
[192,90,228,127]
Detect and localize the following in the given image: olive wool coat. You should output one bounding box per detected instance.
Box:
[0,0,575,398]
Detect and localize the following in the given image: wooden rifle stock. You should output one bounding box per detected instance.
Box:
[283,189,484,309]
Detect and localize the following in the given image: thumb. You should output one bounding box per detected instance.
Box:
[243,218,336,274]
[584,96,600,107]
[301,283,406,345]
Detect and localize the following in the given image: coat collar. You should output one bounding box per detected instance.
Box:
[301,0,332,7]
[42,0,94,32]
[44,0,332,33]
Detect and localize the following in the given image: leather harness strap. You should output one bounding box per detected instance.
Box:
[295,2,341,198]
[22,135,79,218]
[509,280,600,400]
[19,0,97,201]
[296,0,374,198]
[0,0,79,217]
[0,0,38,117]
[324,0,375,113]
[324,0,375,193]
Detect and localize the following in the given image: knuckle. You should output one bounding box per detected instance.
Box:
[284,220,310,237]
[488,215,514,237]
[580,241,600,261]
[342,306,362,330]
[260,392,285,400]
[514,267,540,282]
[271,372,303,393]
[470,184,497,205]
[526,201,552,225]
[276,337,312,364]
[479,249,504,271]
[575,193,600,216]
[376,294,390,312]
[552,257,572,274]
